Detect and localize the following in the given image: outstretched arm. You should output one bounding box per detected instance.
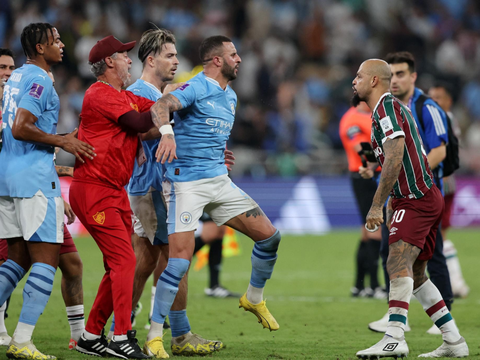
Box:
[12,109,96,163]
[151,94,183,164]
[366,136,404,230]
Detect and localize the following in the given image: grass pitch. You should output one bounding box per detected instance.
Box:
[3,228,480,359]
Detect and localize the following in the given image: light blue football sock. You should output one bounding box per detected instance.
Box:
[0,259,26,304]
[19,262,56,326]
[151,258,190,324]
[169,310,191,338]
[250,230,281,288]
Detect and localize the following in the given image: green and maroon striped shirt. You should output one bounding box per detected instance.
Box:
[371,93,433,199]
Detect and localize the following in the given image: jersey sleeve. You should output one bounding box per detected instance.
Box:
[17,76,53,119]
[170,81,198,109]
[378,98,405,144]
[346,125,371,146]
[93,89,137,123]
[421,102,448,149]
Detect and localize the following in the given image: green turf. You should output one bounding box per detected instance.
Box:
[3,228,480,359]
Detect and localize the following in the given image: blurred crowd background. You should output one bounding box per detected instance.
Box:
[2,0,480,178]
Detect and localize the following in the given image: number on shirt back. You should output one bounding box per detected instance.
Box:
[2,84,19,128]
[391,209,405,224]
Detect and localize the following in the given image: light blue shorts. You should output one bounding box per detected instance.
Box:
[0,190,64,243]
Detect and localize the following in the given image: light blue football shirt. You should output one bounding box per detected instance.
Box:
[126,79,163,195]
[0,64,61,198]
[165,72,236,182]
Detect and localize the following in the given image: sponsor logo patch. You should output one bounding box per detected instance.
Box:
[29,83,44,99]
[93,211,106,225]
[379,116,394,133]
[382,343,399,352]
[230,102,235,115]
[130,103,139,112]
[178,84,190,91]
[180,212,192,224]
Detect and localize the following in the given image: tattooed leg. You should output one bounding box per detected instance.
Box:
[225,207,276,242]
[386,240,421,280]
[412,259,429,289]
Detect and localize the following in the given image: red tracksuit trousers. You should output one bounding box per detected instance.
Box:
[69,180,135,335]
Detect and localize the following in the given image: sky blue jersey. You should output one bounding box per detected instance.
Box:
[126,79,163,195]
[165,72,236,182]
[0,64,60,198]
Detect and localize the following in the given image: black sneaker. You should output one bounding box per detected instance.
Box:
[76,329,108,357]
[107,330,149,359]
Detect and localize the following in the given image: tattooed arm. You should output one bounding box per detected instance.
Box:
[55,165,74,177]
[386,197,393,230]
[366,136,404,230]
[151,94,183,164]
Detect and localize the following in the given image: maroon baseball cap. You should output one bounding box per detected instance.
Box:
[88,35,136,63]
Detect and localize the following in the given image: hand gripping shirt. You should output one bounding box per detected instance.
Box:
[371,92,433,199]
[165,72,236,182]
[73,82,154,189]
[0,64,60,197]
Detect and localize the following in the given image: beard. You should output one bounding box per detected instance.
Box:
[351,93,362,107]
[221,62,237,82]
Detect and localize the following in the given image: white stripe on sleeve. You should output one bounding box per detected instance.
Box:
[426,104,446,135]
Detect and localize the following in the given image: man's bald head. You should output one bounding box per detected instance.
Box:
[352,58,391,106]
[360,59,391,84]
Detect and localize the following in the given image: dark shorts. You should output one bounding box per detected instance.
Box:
[0,239,7,261]
[351,173,379,222]
[441,193,454,231]
[0,224,77,260]
[389,185,444,261]
[60,225,78,255]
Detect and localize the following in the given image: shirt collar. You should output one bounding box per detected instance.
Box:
[203,72,227,91]
[372,92,391,116]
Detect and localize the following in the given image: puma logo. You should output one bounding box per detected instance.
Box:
[38,74,46,80]
[207,101,215,109]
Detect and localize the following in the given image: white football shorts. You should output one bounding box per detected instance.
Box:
[129,187,168,245]
[0,190,64,243]
[163,174,258,235]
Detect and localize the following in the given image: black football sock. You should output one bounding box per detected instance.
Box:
[355,240,368,290]
[367,239,381,289]
[208,238,223,289]
[194,236,206,254]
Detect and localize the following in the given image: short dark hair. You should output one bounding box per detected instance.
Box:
[20,23,55,59]
[199,35,232,63]
[385,51,416,73]
[138,27,176,64]
[0,48,14,59]
[431,81,453,99]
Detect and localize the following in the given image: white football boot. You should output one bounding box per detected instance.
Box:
[356,335,409,359]
[418,337,468,358]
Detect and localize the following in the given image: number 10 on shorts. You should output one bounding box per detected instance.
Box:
[391,209,405,224]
